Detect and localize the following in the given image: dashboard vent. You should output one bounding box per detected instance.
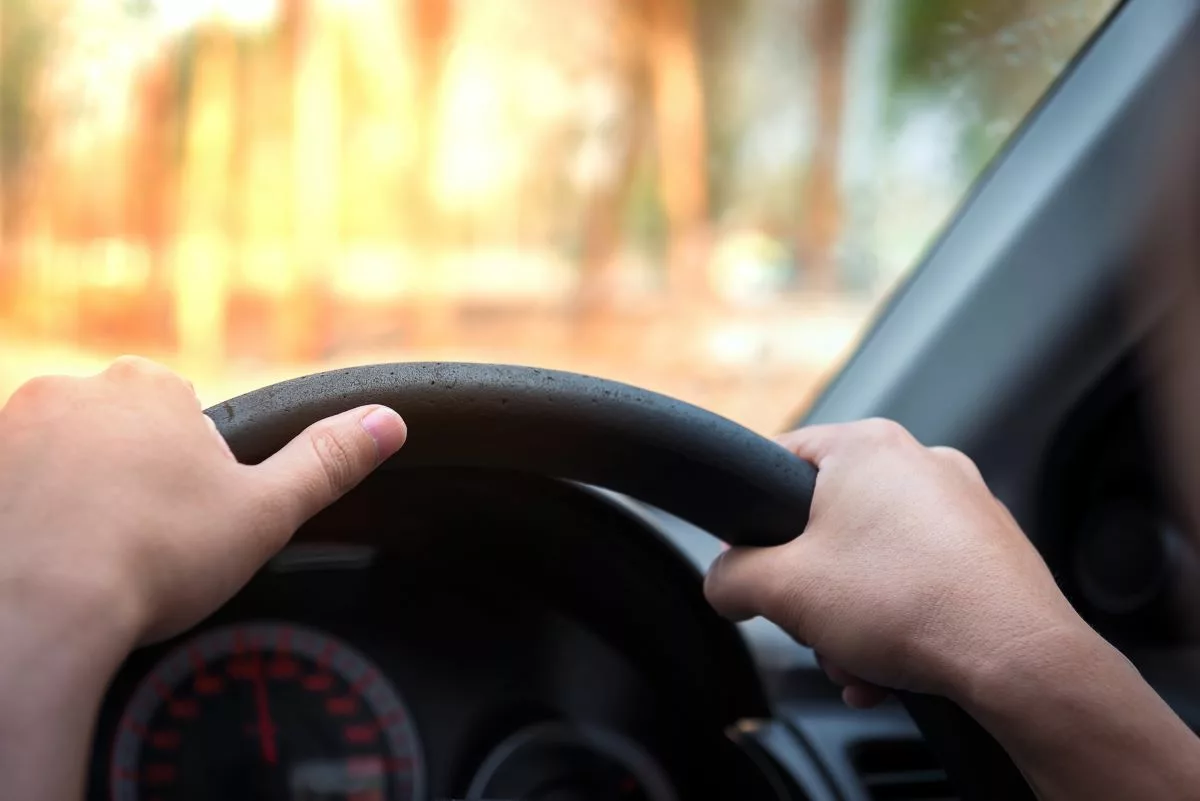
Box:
[850,739,957,801]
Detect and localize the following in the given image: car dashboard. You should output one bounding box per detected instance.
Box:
[88,469,801,801]
[89,353,1200,801]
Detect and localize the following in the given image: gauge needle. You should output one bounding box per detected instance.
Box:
[250,654,278,765]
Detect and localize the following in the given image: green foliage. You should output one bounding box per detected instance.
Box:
[888,0,1027,95]
[691,0,751,216]
[622,150,669,259]
[890,0,971,93]
[1,0,52,175]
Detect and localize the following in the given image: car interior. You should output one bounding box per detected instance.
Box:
[79,1,1200,800]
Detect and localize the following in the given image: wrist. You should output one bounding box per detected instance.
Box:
[948,613,1119,726]
[0,561,144,680]
[0,564,144,801]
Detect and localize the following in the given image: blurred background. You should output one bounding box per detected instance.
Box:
[0,0,1118,433]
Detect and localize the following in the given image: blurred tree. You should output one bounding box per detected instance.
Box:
[174,20,239,368]
[0,0,51,241]
[126,46,180,296]
[576,0,646,311]
[798,0,850,292]
[644,0,709,297]
[406,0,452,245]
[889,0,1115,166]
[692,0,750,218]
[577,0,710,309]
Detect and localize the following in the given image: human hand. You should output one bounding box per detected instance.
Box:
[0,357,407,801]
[704,419,1088,707]
[0,356,407,647]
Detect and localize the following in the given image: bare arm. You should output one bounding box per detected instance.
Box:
[705,419,1200,801]
[0,357,407,800]
[960,626,1200,800]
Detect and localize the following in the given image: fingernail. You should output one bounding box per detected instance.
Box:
[359,406,407,463]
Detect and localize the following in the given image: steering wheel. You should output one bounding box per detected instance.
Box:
[207,362,1034,801]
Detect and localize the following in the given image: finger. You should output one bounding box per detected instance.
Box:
[704,546,784,623]
[815,652,858,687]
[842,684,890,710]
[775,424,847,466]
[205,414,236,461]
[776,418,915,465]
[255,405,407,527]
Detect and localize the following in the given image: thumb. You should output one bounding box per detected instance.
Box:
[255,405,407,527]
[705,544,787,624]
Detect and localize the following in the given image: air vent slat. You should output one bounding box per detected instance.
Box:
[851,739,958,801]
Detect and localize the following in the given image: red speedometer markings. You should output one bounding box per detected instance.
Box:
[149,730,181,750]
[342,723,378,744]
[195,673,224,694]
[350,668,377,694]
[168,699,199,719]
[346,755,384,776]
[325,695,357,716]
[267,656,300,679]
[227,656,258,680]
[316,640,338,670]
[302,672,334,691]
[190,646,225,694]
[114,623,424,796]
[142,763,177,784]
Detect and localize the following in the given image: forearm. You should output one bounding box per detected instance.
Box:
[0,574,139,801]
[957,624,1200,801]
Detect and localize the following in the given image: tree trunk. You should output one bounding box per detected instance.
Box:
[406,0,451,242]
[644,0,709,298]
[576,1,644,313]
[174,25,238,370]
[279,0,341,362]
[405,0,454,347]
[127,51,178,345]
[798,0,849,293]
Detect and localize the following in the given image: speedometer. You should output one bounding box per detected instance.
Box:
[109,622,423,801]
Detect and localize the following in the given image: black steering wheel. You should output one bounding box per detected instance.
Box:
[207,362,1033,801]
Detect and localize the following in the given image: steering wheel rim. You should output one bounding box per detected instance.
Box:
[206,362,1033,801]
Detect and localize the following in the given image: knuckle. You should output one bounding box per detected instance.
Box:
[309,424,361,498]
[931,446,983,479]
[106,355,178,384]
[105,356,194,399]
[10,374,70,404]
[107,354,153,375]
[858,417,911,445]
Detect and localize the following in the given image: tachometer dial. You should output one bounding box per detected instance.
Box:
[109,622,423,801]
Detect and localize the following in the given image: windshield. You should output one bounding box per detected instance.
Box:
[0,0,1120,433]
